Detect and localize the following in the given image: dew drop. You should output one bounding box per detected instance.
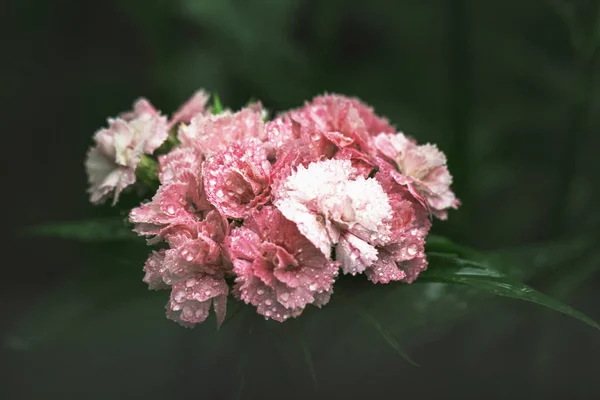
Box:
[257,289,265,295]
[204,289,211,296]
[166,205,176,215]
[309,283,318,291]
[174,290,186,302]
[186,278,197,287]
[280,292,290,301]
[265,311,271,317]
[407,244,418,256]
[265,299,273,306]
[185,253,194,262]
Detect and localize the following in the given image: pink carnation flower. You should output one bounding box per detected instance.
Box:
[374,132,459,219]
[274,159,393,277]
[281,94,395,157]
[179,106,266,157]
[203,139,271,220]
[138,206,231,327]
[226,207,340,321]
[130,146,212,241]
[166,274,228,328]
[333,147,378,179]
[157,146,204,184]
[129,181,203,242]
[85,99,169,205]
[143,249,170,290]
[136,206,229,279]
[364,165,431,283]
[169,89,210,127]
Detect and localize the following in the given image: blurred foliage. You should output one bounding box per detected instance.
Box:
[4,0,600,399]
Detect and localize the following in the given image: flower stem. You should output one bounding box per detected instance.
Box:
[135,154,159,190]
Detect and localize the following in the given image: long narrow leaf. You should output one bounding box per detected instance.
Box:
[299,339,318,389]
[419,264,600,331]
[22,218,139,242]
[356,307,419,367]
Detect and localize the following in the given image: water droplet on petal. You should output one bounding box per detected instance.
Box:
[166,205,176,215]
[174,290,186,302]
[280,292,290,301]
[257,289,265,295]
[407,244,418,256]
[265,299,273,306]
[186,278,197,287]
[265,311,271,317]
[204,289,211,296]
[309,283,318,291]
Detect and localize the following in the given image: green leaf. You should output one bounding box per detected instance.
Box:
[425,235,481,259]
[5,251,151,350]
[22,218,140,242]
[298,339,318,389]
[419,264,600,331]
[356,306,419,367]
[212,93,224,115]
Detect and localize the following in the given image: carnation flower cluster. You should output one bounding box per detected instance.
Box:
[85,90,459,327]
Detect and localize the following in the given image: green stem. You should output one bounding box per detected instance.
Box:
[135,154,159,190]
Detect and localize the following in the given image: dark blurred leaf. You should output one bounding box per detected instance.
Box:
[426,235,480,257]
[419,264,600,331]
[298,339,318,389]
[356,307,419,367]
[5,261,150,350]
[22,218,140,242]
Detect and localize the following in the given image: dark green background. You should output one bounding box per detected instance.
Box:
[2,1,600,399]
